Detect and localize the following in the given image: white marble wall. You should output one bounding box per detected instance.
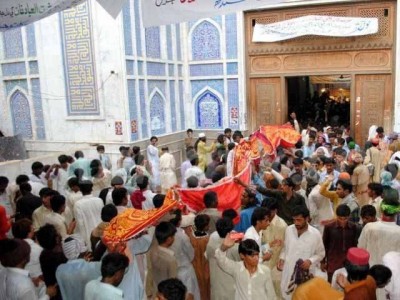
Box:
[34,1,129,144]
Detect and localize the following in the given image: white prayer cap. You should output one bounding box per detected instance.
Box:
[198,133,206,138]
[62,235,87,260]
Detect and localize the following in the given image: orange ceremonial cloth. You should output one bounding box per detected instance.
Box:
[103,189,177,246]
[178,163,251,212]
[232,137,260,176]
[253,124,301,159]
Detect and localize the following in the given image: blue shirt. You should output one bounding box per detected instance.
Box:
[118,231,153,300]
[56,259,101,300]
[252,173,266,205]
[68,158,92,178]
[235,206,257,233]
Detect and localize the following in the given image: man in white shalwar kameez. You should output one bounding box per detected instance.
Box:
[73,180,103,247]
[307,172,334,234]
[205,218,240,300]
[382,251,400,300]
[358,190,400,266]
[159,147,177,193]
[147,136,160,191]
[170,223,201,300]
[278,205,325,300]
[358,190,400,300]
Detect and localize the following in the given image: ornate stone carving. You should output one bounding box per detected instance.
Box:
[251,57,282,72]
[283,53,352,70]
[354,52,389,67]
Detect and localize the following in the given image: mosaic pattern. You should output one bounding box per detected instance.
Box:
[169,81,177,132]
[26,24,37,57]
[228,79,239,129]
[61,2,99,116]
[5,80,28,95]
[145,27,161,59]
[225,14,238,59]
[10,90,33,138]
[31,79,46,140]
[29,61,39,75]
[191,80,224,98]
[196,91,222,129]
[227,62,238,75]
[2,63,26,77]
[127,80,139,141]
[148,80,166,96]
[122,0,133,56]
[150,92,166,135]
[179,80,185,130]
[190,63,223,77]
[139,80,148,138]
[147,62,165,76]
[3,28,24,59]
[134,0,142,57]
[192,21,220,61]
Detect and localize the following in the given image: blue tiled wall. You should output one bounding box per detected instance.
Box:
[122,1,240,136]
[169,81,177,132]
[191,21,221,61]
[2,63,26,77]
[190,64,223,77]
[191,80,224,98]
[1,22,46,140]
[3,28,24,59]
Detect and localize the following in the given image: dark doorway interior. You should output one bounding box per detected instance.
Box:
[287,75,351,128]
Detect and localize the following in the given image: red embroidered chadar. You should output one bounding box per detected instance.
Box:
[103,189,177,246]
[178,163,252,212]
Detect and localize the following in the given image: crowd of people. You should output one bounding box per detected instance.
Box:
[0,119,400,300]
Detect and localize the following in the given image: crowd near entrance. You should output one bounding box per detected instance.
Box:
[246,1,395,144]
[287,76,351,129]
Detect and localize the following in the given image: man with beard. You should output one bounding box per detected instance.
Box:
[278,206,325,300]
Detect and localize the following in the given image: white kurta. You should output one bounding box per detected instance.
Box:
[205,235,240,300]
[382,251,400,300]
[55,168,69,196]
[170,228,200,300]
[159,152,177,193]
[308,185,334,233]
[44,212,68,239]
[73,195,103,247]
[184,166,206,187]
[280,224,325,300]
[91,169,112,197]
[215,248,277,300]
[358,221,400,266]
[147,145,160,188]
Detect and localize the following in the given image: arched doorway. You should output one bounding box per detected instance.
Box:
[245,1,395,144]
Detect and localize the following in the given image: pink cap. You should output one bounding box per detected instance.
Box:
[347,247,370,265]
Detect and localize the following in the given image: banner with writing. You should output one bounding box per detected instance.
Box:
[253,15,379,42]
[141,0,283,28]
[0,0,125,31]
